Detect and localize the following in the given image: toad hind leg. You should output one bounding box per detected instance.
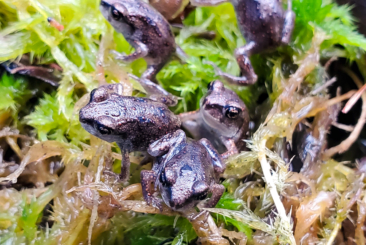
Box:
[128,74,178,107]
[179,110,199,121]
[207,41,258,86]
[142,63,165,84]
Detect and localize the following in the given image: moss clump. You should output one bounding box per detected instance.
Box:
[1,0,366,244]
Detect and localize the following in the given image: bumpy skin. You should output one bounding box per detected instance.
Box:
[149,0,190,20]
[179,80,250,158]
[100,0,176,83]
[79,84,181,181]
[191,0,295,85]
[141,130,225,211]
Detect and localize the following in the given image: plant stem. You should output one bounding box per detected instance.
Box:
[258,139,296,245]
[326,221,341,245]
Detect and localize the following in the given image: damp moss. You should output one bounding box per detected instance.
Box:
[1,0,366,244]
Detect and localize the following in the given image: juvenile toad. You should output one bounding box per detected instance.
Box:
[179,80,249,158]
[191,0,295,85]
[79,83,181,182]
[141,129,225,211]
[100,0,177,83]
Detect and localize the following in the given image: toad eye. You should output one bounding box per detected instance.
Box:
[96,122,111,135]
[195,192,207,201]
[90,89,97,102]
[100,0,108,7]
[111,6,121,20]
[90,88,108,103]
[224,106,241,119]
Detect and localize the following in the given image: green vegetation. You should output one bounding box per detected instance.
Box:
[1,0,366,244]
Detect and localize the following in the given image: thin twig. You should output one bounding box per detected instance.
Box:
[324,57,338,70]
[326,222,342,245]
[324,68,366,158]
[310,77,337,95]
[0,154,31,183]
[331,122,354,132]
[9,66,54,74]
[342,83,366,113]
[6,136,23,160]
[88,150,105,245]
[281,33,326,102]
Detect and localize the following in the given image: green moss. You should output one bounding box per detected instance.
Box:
[0,73,28,112]
[0,73,32,126]
[95,214,196,245]
[24,93,88,143]
[1,0,366,243]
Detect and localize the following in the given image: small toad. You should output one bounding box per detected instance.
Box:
[179,80,250,158]
[79,82,181,182]
[100,0,180,83]
[191,0,295,85]
[141,129,226,211]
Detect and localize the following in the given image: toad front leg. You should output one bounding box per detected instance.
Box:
[148,129,187,163]
[179,110,201,139]
[103,150,130,183]
[120,150,130,182]
[111,40,149,62]
[202,183,225,208]
[220,137,239,159]
[111,148,131,183]
[141,169,164,211]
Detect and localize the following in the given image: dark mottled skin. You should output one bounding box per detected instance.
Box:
[79,84,181,181]
[234,0,290,48]
[141,130,225,211]
[100,0,176,83]
[179,80,249,158]
[191,0,295,85]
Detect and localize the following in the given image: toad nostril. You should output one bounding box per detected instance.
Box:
[79,111,87,123]
[79,116,86,124]
[169,200,175,208]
